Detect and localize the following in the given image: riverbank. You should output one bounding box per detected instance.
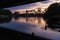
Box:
[0,27,50,40]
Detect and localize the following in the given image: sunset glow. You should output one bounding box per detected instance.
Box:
[4,0,60,13]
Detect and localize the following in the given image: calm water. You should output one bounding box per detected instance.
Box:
[0,17,60,40]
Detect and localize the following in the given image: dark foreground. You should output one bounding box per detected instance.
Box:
[0,27,50,40]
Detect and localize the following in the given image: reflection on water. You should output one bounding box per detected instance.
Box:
[14,17,45,27]
[0,17,60,40]
[0,17,60,32]
[0,16,12,24]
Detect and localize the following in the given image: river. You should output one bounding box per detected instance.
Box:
[0,17,60,40]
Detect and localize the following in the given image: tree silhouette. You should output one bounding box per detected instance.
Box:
[0,9,12,15]
[14,11,19,15]
[43,3,60,20]
[43,3,60,29]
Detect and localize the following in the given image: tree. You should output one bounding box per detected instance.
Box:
[14,11,19,15]
[0,9,12,15]
[43,3,60,29]
[43,3,60,20]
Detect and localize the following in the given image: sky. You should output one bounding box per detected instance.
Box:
[4,0,60,13]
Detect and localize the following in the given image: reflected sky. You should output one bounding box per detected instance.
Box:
[0,17,60,40]
[14,17,45,27]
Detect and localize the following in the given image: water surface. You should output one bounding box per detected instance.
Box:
[0,17,60,40]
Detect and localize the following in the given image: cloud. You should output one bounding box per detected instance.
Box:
[4,0,53,13]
